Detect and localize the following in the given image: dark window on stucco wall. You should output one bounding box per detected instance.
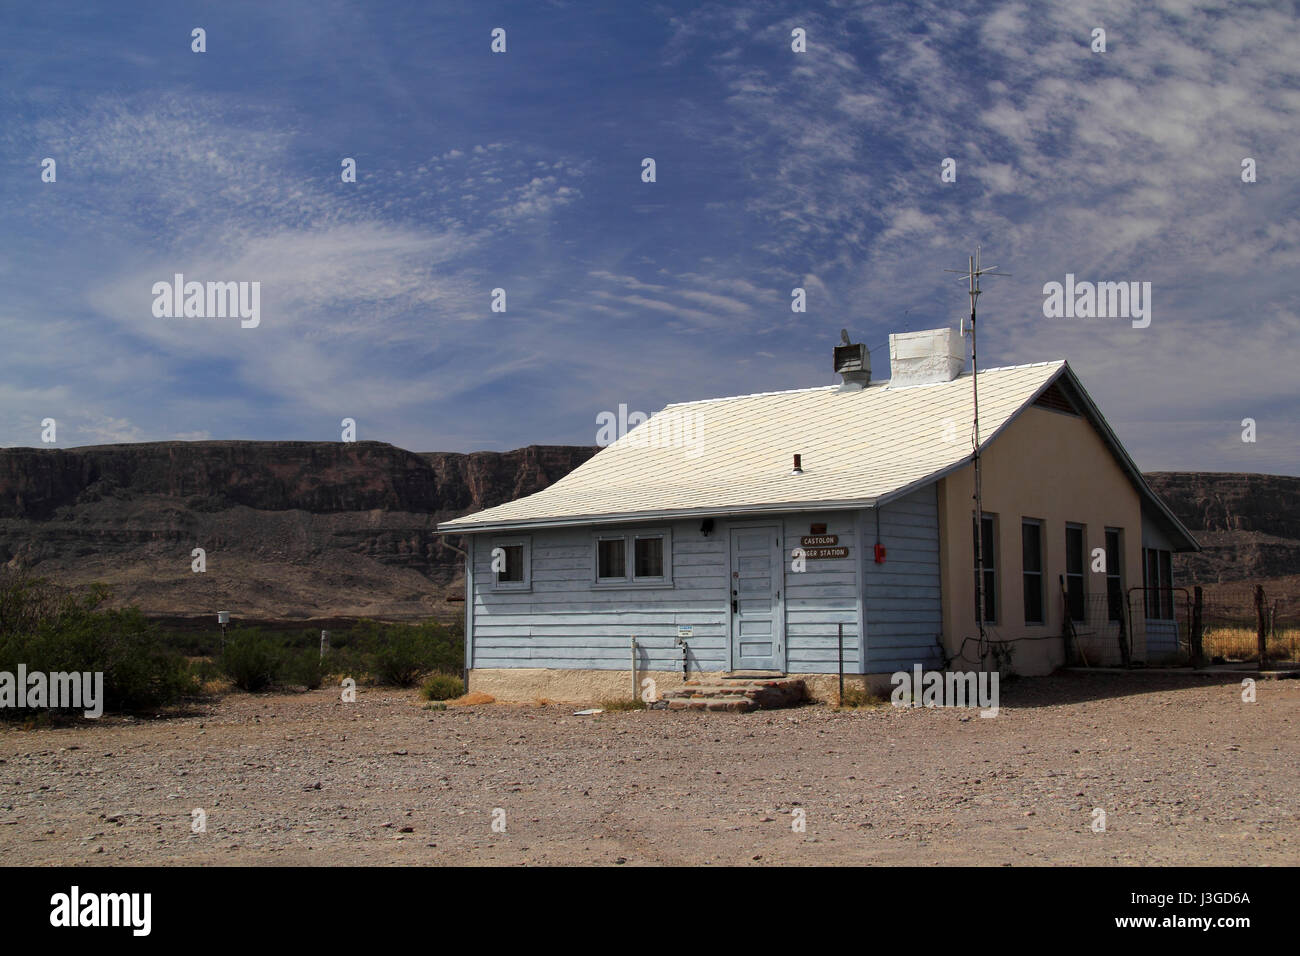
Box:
[1022,519,1044,625]
[1065,523,1086,622]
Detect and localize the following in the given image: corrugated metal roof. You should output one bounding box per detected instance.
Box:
[440,361,1067,531]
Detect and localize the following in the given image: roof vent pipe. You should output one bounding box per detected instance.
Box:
[791,454,803,475]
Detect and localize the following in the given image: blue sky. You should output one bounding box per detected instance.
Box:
[2,0,1297,474]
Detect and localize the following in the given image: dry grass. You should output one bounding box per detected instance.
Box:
[835,686,889,709]
[1201,626,1300,662]
[446,691,496,707]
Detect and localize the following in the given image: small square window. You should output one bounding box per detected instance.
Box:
[634,536,664,578]
[597,537,626,579]
[592,528,673,587]
[490,538,530,590]
[497,544,524,583]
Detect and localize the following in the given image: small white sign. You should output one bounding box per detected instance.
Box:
[677,625,693,639]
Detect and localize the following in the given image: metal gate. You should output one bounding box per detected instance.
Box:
[1125,586,1193,665]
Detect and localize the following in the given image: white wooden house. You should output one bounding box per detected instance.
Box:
[439,329,1198,702]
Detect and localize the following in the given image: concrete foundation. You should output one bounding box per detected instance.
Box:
[468,667,898,705]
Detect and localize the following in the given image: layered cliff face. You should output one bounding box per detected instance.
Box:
[0,441,597,620]
[1143,472,1300,602]
[0,445,1293,620]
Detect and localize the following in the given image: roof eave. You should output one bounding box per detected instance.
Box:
[436,495,884,534]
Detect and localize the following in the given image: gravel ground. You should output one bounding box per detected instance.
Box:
[1,672,1296,866]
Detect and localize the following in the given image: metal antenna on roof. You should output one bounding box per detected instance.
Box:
[944,245,1010,661]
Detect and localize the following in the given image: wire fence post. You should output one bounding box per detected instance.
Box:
[1255,585,1268,667]
[1191,586,1204,669]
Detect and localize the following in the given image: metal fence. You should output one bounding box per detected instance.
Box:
[1060,588,1191,666]
[1063,582,1299,667]
[1198,585,1298,663]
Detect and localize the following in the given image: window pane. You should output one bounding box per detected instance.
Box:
[1067,578,1085,621]
[597,538,625,578]
[1066,525,1085,621]
[1022,521,1041,573]
[1107,576,1123,622]
[634,536,663,578]
[498,544,524,583]
[1024,572,1043,624]
[1065,526,1083,574]
[1022,521,1043,624]
[1105,530,1122,621]
[972,515,996,624]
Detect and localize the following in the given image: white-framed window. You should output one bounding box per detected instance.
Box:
[490,537,531,591]
[595,534,626,581]
[1022,518,1045,625]
[1065,523,1086,622]
[1143,547,1174,619]
[1105,528,1124,623]
[592,528,673,587]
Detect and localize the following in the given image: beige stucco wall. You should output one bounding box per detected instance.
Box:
[937,405,1146,675]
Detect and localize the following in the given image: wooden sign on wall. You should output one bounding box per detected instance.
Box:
[802,546,849,559]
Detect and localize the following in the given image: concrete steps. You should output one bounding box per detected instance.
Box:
[658,676,807,712]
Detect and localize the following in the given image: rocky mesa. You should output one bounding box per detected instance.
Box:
[0,442,1295,621]
[0,441,597,621]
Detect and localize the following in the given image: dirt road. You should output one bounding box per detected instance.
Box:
[2,672,1296,866]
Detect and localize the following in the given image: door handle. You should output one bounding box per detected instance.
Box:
[732,599,738,613]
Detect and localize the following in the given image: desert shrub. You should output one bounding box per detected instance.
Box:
[220,630,282,692]
[356,620,460,687]
[370,628,434,687]
[320,642,367,682]
[281,648,326,690]
[0,570,197,715]
[420,672,464,701]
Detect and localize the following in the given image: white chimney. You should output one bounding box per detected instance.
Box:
[888,327,965,387]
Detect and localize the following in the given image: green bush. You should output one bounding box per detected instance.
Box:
[371,628,433,686]
[220,630,282,692]
[0,571,197,715]
[420,672,464,701]
[281,648,325,690]
[358,620,460,687]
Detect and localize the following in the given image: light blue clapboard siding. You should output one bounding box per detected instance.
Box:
[862,486,945,672]
[467,485,945,676]
[472,520,728,672]
[783,512,860,671]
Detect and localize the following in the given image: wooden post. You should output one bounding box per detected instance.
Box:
[837,623,844,705]
[1191,586,1204,669]
[1255,585,1268,667]
[1116,601,1131,667]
